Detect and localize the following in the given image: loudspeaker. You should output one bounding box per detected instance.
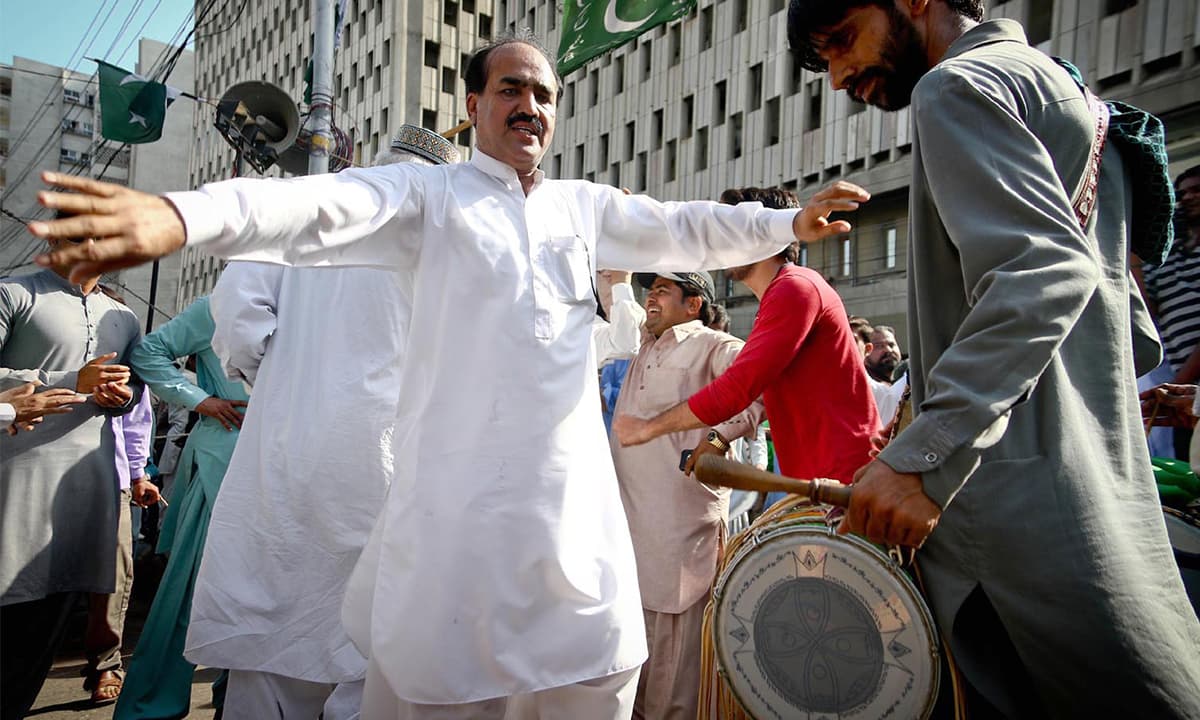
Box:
[276,119,352,175]
[213,81,300,173]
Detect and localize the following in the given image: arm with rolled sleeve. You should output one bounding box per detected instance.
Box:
[689,276,819,425]
[706,335,767,444]
[130,298,217,411]
[877,69,1104,509]
[593,282,646,367]
[210,261,285,386]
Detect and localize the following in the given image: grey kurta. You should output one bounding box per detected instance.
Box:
[876,21,1200,716]
[0,269,141,605]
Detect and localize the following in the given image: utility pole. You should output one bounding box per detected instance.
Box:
[307,0,335,175]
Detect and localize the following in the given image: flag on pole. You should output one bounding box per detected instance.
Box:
[95,60,181,144]
[557,0,696,76]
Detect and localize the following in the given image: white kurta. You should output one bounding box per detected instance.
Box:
[183,262,405,682]
[165,150,794,704]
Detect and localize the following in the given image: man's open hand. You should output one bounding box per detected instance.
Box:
[30,172,187,284]
[837,459,941,548]
[792,181,870,242]
[1,382,86,431]
[92,381,133,408]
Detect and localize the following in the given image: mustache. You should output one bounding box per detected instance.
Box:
[506,114,545,135]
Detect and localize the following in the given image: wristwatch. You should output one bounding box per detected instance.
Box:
[706,429,730,453]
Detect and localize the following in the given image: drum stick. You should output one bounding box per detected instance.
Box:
[694,454,852,508]
[441,120,472,139]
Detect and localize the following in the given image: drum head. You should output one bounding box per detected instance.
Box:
[714,524,939,719]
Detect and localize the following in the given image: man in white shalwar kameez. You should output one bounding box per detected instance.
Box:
[188,127,461,720]
[29,32,868,720]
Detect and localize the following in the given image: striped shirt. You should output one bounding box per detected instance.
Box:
[1144,243,1200,373]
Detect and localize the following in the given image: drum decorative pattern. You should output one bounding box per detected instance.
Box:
[714,521,939,719]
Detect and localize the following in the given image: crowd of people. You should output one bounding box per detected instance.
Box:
[3,0,1200,718]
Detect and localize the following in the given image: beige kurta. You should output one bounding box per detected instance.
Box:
[611,320,763,720]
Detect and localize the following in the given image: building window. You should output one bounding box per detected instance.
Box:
[637,151,648,191]
[383,39,390,66]
[599,133,610,168]
[457,126,472,147]
[770,0,785,13]
[641,41,652,80]
[614,55,625,94]
[422,109,437,130]
[552,153,562,177]
[1026,1,1053,45]
[734,0,748,32]
[805,80,823,131]
[424,41,439,68]
[748,62,763,111]
[885,227,897,268]
[442,67,456,93]
[798,244,808,267]
[700,6,714,50]
[478,14,492,38]
[1104,0,1136,15]
[681,94,694,138]
[841,238,852,277]
[665,140,677,182]
[669,24,681,66]
[764,97,780,146]
[374,65,382,93]
[625,121,636,161]
[564,82,575,117]
[729,112,743,159]
[589,69,599,107]
[463,0,474,12]
[609,162,620,187]
[713,80,727,126]
[652,109,664,150]
[444,0,458,27]
[696,127,708,171]
[575,143,585,175]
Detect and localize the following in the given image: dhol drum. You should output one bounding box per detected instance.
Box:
[702,497,940,719]
[728,489,759,536]
[1163,507,1200,617]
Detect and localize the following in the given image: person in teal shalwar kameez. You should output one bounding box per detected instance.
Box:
[115,296,249,720]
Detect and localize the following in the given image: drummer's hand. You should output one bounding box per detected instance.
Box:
[682,437,724,476]
[837,459,941,549]
[30,172,187,284]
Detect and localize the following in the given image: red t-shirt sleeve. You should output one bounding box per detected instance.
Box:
[689,272,821,425]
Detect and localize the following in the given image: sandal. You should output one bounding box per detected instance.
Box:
[85,669,124,705]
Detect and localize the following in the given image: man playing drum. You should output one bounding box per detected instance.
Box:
[789,0,1200,717]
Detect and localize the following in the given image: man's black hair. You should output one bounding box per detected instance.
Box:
[720,186,802,264]
[464,28,564,101]
[708,303,729,331]
[787,0,985,72]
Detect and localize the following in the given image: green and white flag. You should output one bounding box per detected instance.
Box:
[95,60,180,144]
[558,0,696,77]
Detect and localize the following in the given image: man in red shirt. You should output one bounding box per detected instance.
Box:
[614,186,877,484]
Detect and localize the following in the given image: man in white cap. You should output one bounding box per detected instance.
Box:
[187,125,460,719]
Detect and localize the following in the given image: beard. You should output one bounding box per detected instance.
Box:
[852,9,927,111]
[866,354,898,382]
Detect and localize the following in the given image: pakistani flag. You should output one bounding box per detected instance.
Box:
[95,60,180,144]
[558,0,696,76]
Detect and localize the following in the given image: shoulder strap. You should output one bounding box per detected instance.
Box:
[1071,87,1110,230]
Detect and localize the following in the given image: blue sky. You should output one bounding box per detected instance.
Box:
[1,0,194,73]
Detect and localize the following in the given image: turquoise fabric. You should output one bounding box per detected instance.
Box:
[114,297,247,719]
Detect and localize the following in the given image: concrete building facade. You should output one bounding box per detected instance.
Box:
[0,41,193,332]
[519,0,1200,340]
[179,0,500,307]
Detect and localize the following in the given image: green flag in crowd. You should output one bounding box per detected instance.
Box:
[558,0,696,76]
[95,60,180,144]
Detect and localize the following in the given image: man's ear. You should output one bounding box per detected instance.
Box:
[466,93,479,124]
[687,296,704,318]
[863,341,874,357]
[905,0,930,18]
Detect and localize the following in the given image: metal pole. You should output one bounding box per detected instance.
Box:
[145,259,160,333]
[308,0,335,176]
